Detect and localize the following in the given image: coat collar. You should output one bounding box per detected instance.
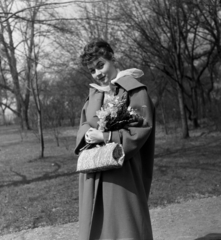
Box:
[89,68,144,93]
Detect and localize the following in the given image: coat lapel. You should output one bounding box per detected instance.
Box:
[86,88,104,129]
[83,88,104,238]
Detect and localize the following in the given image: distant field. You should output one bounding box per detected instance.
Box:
[0,125,78,235]
[152,127,221,206]
[0,125,221,235]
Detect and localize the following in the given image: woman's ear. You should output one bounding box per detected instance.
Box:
[111,54,116,62]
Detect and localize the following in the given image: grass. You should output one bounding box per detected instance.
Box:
[0,126,78,235]
[0,125,221,235]
[151,126,221,206]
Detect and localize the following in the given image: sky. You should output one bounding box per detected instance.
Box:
[1,0,84,119]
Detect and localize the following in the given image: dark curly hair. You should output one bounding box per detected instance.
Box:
[80,38,114,67]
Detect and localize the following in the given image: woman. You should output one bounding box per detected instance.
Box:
[75,39,155,240]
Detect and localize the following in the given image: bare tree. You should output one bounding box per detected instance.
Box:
[102,0,220,137]
[0,0,29,128]
[24,0,46,157]
[0,0,89,129]
[106,0,190,137]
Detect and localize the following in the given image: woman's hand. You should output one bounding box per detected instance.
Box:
[85,128,104,144]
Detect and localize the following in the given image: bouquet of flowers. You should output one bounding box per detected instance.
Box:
[77,93,144,173]
[96,93,144,132]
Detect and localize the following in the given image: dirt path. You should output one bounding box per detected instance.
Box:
[151,196,221,240]
[1,196,221,240]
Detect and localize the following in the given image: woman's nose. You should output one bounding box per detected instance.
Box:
[95,69,102,76]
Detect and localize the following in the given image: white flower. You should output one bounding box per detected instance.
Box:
[128,106,137,115]
[108,103,114,107]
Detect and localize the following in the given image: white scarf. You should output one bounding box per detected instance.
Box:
[89,68,144,92]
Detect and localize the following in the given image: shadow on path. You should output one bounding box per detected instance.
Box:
[195,233,221,240]
[155,138,221,159]
[0,163,78,189]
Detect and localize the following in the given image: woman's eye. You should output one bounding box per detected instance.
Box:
[97,63,104,69]
[90,69,95,74]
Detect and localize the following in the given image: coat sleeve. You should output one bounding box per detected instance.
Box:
[74,101,91,155]
[103,87,154,161]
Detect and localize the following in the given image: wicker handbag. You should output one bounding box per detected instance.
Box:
[76,142,125,173]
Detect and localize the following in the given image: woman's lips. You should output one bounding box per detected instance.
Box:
[98,76,106,82]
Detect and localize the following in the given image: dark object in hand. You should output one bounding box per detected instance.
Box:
[106,115,144,131]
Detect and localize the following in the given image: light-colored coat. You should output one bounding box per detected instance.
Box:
[75,76,155,240]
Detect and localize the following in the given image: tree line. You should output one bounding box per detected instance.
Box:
[0,0,221,156]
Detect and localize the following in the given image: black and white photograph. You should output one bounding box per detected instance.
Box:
[0,0,221,240]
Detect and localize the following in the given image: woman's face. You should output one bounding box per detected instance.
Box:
[87,57,117,86]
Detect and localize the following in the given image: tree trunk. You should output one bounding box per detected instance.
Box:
[160,100,168,135]
[37,108,44,158]
[177,83,189,138]
[199,88,206,119]
[21,104,31,130]
[16,100,24,129]
[32,70,44,158]
[31,61,45,158]
[191,87,200,129]
[1,108,6,125]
